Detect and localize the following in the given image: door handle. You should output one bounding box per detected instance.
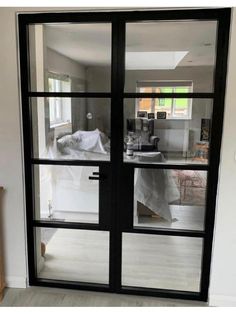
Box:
[88,172,106,180]
[88,176,100,180]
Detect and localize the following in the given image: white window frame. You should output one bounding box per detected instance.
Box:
[136,80,193,120]
[48,74,71,127]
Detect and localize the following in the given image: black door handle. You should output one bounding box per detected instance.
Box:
[88,172,106,180]
[88,176,100,180]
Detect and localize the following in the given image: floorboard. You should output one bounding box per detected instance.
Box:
[0,287,207,307]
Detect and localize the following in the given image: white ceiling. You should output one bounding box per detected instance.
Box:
[45,20,217,68]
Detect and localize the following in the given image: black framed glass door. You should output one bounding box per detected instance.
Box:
[19,16,115,293]
[18,8,230,301]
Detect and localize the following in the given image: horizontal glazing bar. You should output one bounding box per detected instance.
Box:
[28,92,112,98]
[124,162,209,171]
[19,12,116,24]
[123,93,214,99]
[33,220,108,231]
[27,92,214,99]
[124,228,205,238]
[31,158,110,166]
[34,278,110,291]
[120,8,228,21]
[120,286,202,301]
[18,8,227,25]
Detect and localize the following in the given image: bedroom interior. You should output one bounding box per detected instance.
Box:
[16,8,229,302]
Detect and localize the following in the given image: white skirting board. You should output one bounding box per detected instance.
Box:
[209,294,236,307]
[5,276,27,288]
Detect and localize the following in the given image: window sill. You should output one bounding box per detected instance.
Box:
[165,118,192,121]
[50,122,71,128]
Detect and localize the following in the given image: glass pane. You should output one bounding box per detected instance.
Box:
[125,20,217,93]
[31,97,110,161]
[35,228,109,284]
[173,99,190,118]
[34,165,99,224]
[138,98,152,112]
[133,168,207,231]
[123,98,212,165]
[155,98,172,116]
[28,23,111,92]
[175,87,189,93]
[122,233,203,292]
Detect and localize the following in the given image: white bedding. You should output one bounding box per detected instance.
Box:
[134,153,179,221]
[46,130,179,221]
[57,128,110,156]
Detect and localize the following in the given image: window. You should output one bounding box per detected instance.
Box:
[136,81,193,119]
[48,76,71,127]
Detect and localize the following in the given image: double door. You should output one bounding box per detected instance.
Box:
[18,8,230,301]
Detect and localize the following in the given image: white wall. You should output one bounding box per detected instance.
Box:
[47,48,85,80]
[0,6,87,289]
[0,8,27,288]
[208,8,236,306]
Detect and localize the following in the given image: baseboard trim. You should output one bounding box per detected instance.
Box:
[209,294,236,306]
[5,276,27,288]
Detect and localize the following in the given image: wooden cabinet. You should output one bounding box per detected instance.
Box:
[0,187,4,301]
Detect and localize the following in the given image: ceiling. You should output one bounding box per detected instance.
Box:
[45,20,217,68]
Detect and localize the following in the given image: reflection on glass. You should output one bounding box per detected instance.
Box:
[35,228,109,283]
[122,233,203,292]
[125,20,217,92]
[123,98,212,165]
[34,165,99,223]
[31,98,110,160]
[28,23,111,92]
[133,168,207,231]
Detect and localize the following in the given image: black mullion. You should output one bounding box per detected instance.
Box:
[123,93,214,99]
[109,18,125,292]
[28,92,112,98]
[99,164,112,229]
[120,167,134,231]
[18,19,36,284]
[109,18,118,292]
[199,9,231,301]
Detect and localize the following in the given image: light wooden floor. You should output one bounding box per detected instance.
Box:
[48,204,205,230]
[0,287,207,307]
[135,205,205,230]
[37,229,202,292]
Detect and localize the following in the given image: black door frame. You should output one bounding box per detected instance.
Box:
[18,8,231,302]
